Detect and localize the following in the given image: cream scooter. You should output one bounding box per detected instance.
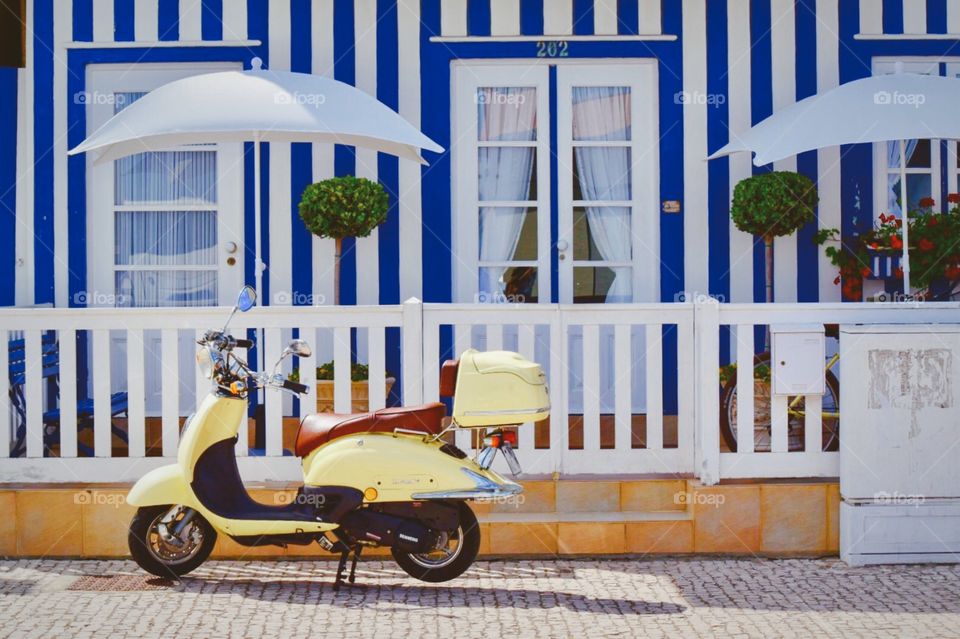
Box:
[127,287,550,587]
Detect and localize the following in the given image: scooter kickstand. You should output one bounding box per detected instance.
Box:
[333,549,349,592]
[348,546,362,584]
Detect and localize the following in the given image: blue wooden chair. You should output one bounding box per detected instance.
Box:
[8,334,129,457]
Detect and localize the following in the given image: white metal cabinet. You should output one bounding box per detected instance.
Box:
[839,325,960,565]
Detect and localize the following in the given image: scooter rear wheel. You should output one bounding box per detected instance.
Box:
[129,505,217,578]
[391,502,480,583]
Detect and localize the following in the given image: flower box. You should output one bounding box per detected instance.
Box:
[314,377,396,414]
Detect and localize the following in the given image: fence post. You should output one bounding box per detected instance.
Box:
[694,296,721,485]
[402,297,424,405]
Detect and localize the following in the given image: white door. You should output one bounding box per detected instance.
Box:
[86,63,244,414]
[556,63,659,304]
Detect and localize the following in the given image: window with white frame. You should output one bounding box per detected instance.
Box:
[874,61,940,219]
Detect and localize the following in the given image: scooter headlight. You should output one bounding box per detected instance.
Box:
[196,346,222,380]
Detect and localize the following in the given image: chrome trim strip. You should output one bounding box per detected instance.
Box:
[411,483,524,501]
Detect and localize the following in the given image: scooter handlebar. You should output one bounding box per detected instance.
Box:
[281,379,309,395]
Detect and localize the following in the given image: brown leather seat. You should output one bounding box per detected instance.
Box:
[295,402,447,458]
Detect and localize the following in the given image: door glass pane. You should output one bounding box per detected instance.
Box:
[573,266,632,303]
[572,207,631,261]
[478,148,536,201]
[115,151,217,205]
[477,87,537,141]
[572,147,631,200]
[114,271,218,308]
[480,207,537,261]
[115,211,217,266]
[478,266,538,304]
[572,87,631,141]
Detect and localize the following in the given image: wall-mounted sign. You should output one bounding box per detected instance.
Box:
[662,200,681,214]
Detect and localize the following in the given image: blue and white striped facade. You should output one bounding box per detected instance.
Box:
[6,0,960,310]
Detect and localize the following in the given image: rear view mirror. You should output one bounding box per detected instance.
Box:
[284,339,312,358]
[237,286,257,312]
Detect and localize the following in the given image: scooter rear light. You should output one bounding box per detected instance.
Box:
[485,434,502,448]
[501,431,518,447]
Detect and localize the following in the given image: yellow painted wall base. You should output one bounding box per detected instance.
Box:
[0,478,839,559]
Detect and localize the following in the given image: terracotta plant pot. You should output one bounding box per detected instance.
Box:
[315,377,396,413]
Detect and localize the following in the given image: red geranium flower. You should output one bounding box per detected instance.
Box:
[919,238,935,251]
[929,216,939,226]
[894,266,904,279]
[833,276,841,285]
[890,235,903,250]
[869,242,879,250]
[948,193,960,204]
[860,267,872,278]
[919,196,936,208]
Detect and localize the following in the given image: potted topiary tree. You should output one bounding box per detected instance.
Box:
[298,175,392,409]
[721,172,819,453]
[298,175,389,305]
[730,171,819,305]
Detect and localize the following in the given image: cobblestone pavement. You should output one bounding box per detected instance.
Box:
[1,558,959,638]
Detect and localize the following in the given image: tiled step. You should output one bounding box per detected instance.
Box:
[0,478,840,558]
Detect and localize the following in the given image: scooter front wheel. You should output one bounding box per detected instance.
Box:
[129,505,217,578]
[391,502,480,583]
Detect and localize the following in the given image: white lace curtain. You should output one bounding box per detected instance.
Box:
[572,86,633,303]
[477,87,537,298]
[113,91,219,308]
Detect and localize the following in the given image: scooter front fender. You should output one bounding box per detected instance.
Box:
[127,464,198,509]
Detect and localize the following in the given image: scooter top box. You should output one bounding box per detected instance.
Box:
[451,349,550,428]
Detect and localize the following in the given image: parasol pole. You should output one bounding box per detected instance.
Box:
[899,138,912,295]
[253,130,265,370]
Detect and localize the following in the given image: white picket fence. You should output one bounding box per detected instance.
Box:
[0,299,957,483]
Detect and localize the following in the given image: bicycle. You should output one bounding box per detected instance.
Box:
[719,326,840,453]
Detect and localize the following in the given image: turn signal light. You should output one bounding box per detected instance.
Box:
[229,381,246,394]
[363,487,378,502]
[484,431,518,449]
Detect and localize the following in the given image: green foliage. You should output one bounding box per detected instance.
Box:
[289,361,394,383]
[719,361,771,386]
[298,175,389,240]
[730,171,819,240]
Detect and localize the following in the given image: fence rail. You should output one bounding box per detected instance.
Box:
[0,299,957,484]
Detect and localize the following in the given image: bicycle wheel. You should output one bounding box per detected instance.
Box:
[720,352,839,452]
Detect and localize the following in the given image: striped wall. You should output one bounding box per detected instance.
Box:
[11,0,960,311]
